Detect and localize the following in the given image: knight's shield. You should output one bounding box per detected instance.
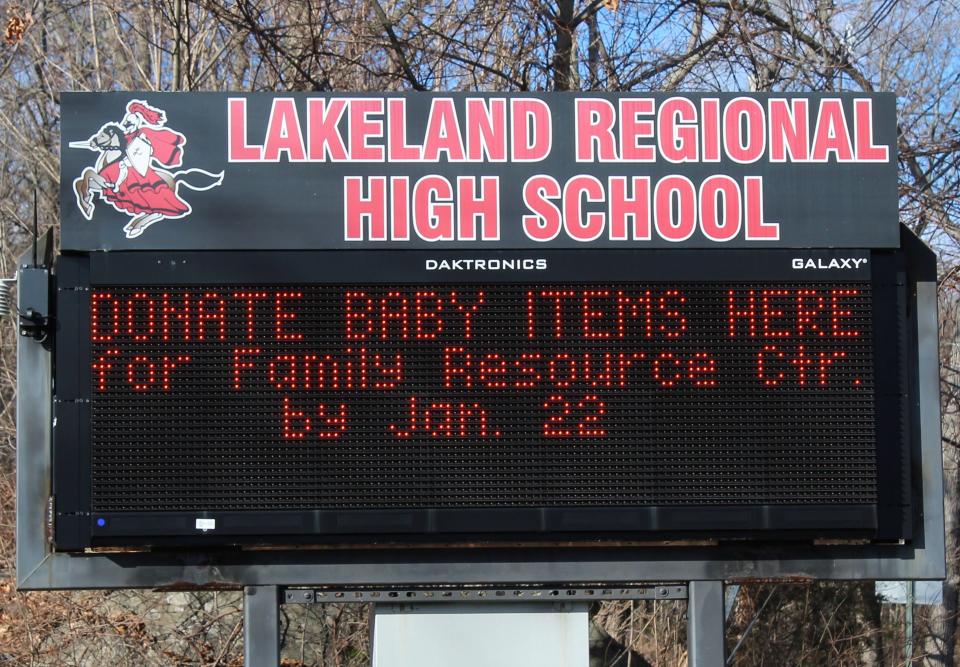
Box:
[126,135,152,176]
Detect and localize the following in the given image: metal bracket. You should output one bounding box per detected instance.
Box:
[16,266,52,347]
[283,584,687,605]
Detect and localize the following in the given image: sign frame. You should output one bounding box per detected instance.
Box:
[59,92,901,252]
[16,227,946,590]
[52,247,901,548]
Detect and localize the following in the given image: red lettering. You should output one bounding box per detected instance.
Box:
[577,395,605,437]
[93,349,119,391]
[345,291,375,340]
[161,355,189,391]
[769,98,809,162]
[127,355,156,391]
[543,395,572,437]
[390,396,417,438]
[729,289,757,337]
[91,292,120,342]
[796,290,826,337]
[349,98,385,161]
[450,290,483,339]
[443,347,472,388]
[700,98,721,161]
[618,291,654,339]
[854,99,888,162]
[791,345,813,386]
[608,176,651,240]
[161,292,190,341]
[423,98,465,161]
[723,97,765,163]
[380,292,409,340]
[282,396,310,439]
[744,177,778,239]
[831,289,860,337]
[811,99,854,161]
[819,350,846,385]
[315,402,348,439]
[233,291,268,341]
[232,347,260,390]
[658,290,687,338]
[575,99,616,161]
[372,352,403,389]
[699,175,741,241]
[619,98,655,161]
[531,290,577,339]
[270,354,299,389]
[583,291,614,338]
[227,98,261,160]
[479,353,508,388]
[413,175,454,241]
[275,292,303,340]
[126,292,155,341]
[344,176,387,241]
[197,292,226,341]
[654,175,696,241]
[659,97,698,162]
[390,176,410,240]
[457,176,499,241]
[307,98,348,161]
[387,98,421,160]
[761,289,792,338]
[511,99,551,161]
[757,345,786,385]
[466,98,507,162]
[549,353,576,388]
[263,98,306,161]
[522,175,562,241]
[653,352,683,387]
[514,352,542,388]
[564,175,605,241]
[688,353,717,386]
[414,291,443,339]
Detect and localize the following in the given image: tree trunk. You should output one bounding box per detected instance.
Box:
[552,0,575,91]
[925,306,959,664]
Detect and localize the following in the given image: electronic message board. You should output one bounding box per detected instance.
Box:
[50,245,916,549]
[40,92,937,564]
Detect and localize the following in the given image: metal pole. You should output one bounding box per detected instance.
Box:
[905,580,914,663]
[245,585,280,666]
[688,581,725,666]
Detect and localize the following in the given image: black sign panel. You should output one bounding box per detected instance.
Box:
[60,93,898,251]
[51,248,911,549]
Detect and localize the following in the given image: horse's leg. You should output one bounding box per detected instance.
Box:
[122,214,145,234]
[86,173,109,192]
[74,168,98,219]
[125,213,164,238]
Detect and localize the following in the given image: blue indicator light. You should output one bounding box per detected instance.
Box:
[96,518,106,527]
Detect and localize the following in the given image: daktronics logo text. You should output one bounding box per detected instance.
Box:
[426,258,548,271]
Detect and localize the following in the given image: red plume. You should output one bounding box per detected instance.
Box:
[125,100,166,126]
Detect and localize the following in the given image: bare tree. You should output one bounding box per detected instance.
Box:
[1,1,959,664]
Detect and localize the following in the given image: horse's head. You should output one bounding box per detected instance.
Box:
[91,124,125,150]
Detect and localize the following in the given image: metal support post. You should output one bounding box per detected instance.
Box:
[244,585,280,667]
[905,580,914,662]
[688,581,725,666]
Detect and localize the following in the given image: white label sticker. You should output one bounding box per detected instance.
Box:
[195,518,216,531]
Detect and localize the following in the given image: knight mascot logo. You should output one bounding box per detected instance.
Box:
[70,99,223,239]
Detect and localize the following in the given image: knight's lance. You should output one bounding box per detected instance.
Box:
[68,141,92,149]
